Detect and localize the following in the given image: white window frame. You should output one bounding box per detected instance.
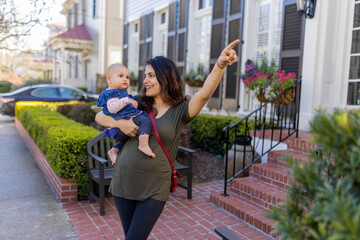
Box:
[347,1,360,106]
[254,0,283,67]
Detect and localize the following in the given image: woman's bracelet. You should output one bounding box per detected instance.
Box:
[216,61,225,69]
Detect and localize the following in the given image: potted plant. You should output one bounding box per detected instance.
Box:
[267,71,297,104]
[129,71,138,86]
[183,63,207,87]
[241,59,272,103]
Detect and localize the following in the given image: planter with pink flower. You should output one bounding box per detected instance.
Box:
[267,71,297,104]
[241,60,272,103]
[241,59,297,104]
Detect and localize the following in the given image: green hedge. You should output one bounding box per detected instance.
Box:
[0,81,12,93]
[189,114,252,155]
[57,103,96,126]
[16,101,99,198]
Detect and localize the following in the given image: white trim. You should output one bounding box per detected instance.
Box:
[153,3,168,12]
[193,6,212,19]
[98,0,106,75]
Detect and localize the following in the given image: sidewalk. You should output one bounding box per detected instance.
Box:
[0,114,79,240]
[63,181,274,240]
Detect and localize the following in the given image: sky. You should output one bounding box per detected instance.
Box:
[17,0,66,50]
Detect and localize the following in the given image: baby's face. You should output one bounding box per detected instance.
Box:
[108,66,130,90]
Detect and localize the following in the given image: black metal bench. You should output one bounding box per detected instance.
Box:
[87,131,194,215]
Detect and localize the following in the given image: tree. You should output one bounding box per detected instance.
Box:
[0,0,47,52]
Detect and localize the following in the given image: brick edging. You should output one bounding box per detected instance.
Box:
[15,117,78,203]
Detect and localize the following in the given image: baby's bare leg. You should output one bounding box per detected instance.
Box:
[138,134,155,158]
[108,148,119,165]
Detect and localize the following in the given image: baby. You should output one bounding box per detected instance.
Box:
[97,64,155,165]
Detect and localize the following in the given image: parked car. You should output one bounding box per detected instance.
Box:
[0,84,98,116]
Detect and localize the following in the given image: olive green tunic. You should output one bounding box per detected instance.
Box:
[109,100,193,201]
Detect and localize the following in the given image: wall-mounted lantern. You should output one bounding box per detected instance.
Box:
[296,0,316,19]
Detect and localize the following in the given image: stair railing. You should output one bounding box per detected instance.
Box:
[222,79,302,196]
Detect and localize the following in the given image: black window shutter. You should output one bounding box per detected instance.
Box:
[140,16,145,41]
[167,35,175,60]
[138,13,153,91]
[226,18,240,99]
[280,0,305,77]
[166,0,188,75]
[178,32,185,62]
[224,0,244,106]
[167,2,176,61]
[179,0,187,29]
[210,24,224,59]
[208,0,226,107]
[208,0,244,110]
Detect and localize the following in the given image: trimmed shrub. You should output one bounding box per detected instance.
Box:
[16,101,99,197]
[189,114,251,155]
[268,109,360,239]
[0,81,12,93]
[76,86,88,92]
[57,103,96,126]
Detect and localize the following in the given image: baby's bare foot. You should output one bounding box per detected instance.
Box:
[139,146,155,158]
[108,149,118,165]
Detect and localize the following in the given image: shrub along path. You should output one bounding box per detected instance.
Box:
[63,180,275,240]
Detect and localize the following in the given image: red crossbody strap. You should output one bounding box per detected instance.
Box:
[149,111,177,174]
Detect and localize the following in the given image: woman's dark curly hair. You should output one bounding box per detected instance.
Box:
[140,56,188,114]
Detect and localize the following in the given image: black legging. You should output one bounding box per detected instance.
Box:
[113,196,166,240]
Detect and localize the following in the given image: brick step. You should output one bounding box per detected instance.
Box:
[284,132,319,154]
[229,177,287,210]
[250,130,317,154]
[249,163,293,190]
[210,193,276,236]
[267,149,313,168]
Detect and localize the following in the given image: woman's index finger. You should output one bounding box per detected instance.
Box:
[225,39,240,51]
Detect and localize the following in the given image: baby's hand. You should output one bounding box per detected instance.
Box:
[128,99,138,108]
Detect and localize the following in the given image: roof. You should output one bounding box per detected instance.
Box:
[54,24,92,41]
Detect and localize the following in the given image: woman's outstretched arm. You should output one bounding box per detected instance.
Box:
[95,112,139,137]
[188,39,239,119]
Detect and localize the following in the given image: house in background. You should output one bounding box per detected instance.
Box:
[122,0,360,130]
[43,0,359,130]
[46,0,124,93]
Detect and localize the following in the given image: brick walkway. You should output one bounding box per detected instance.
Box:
[63,180,275,240]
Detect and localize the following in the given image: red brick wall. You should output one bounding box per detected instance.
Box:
[15,118,78,203]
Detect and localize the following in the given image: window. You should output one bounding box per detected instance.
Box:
[199,0,212,9]
[161,12,166,24]
[74,3,78,26]
[59,87,83,99]
[93,0,96,18]
[134,23,138,32]
[254,0,283,67]
[84,59,88,79]
[347,1,360,105]
[199,0,206,9]
[161,33,166,56]
[193,12,211,71]
[32,88,60,98]
[75,55,78,79]
[68,55,72,78]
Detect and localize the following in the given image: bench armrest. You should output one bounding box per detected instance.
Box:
[88,151,108,164]
[214,227,241,240]
[178,146,195,153]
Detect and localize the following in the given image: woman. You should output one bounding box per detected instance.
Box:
[95,39,239,239]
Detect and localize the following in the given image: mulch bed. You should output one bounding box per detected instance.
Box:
[176,148,224,184]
